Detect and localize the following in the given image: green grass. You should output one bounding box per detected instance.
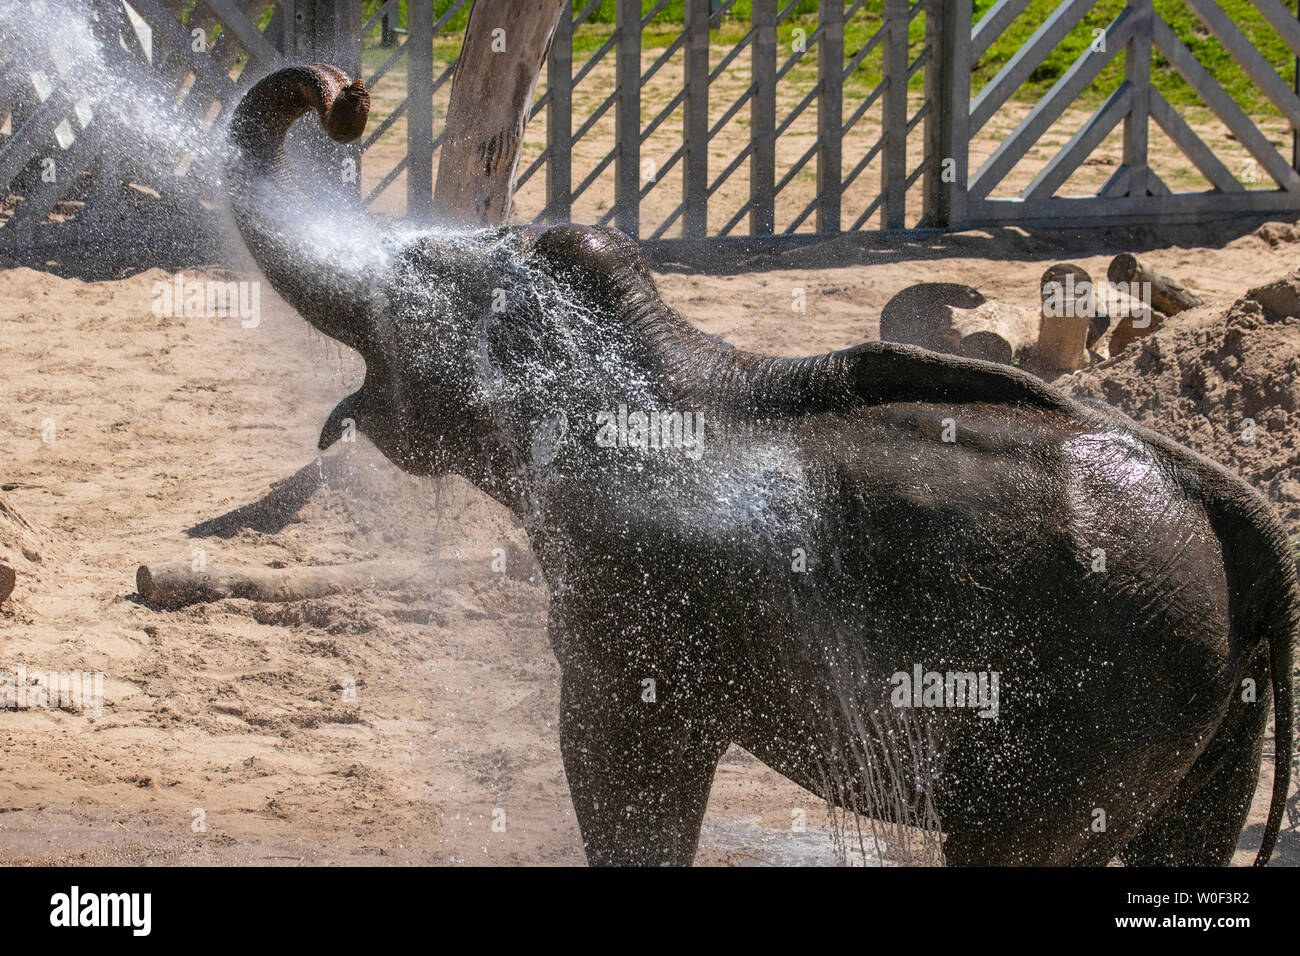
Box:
[359,1,1297,116]
[971,0,1296,115]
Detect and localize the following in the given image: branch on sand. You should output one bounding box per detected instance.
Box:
[135,560,426,606]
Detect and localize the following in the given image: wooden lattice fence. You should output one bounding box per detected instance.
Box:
[938,0,1300,228]
[3,0,1300,262]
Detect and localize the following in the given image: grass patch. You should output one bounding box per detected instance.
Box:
[359,0,1297,116]
[971,0,1296,115]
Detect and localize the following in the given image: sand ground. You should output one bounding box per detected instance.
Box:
[1,218,1298,866]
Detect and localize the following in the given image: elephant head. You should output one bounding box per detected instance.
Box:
[227,65,556,505]
[227,65,761,517]
[226,68,1059,492]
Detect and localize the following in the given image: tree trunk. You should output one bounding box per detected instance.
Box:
[433,0,568,225]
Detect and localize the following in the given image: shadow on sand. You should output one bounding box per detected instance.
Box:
[186,456,344,539]
[7,216,1291,282]
[1235,786,1300,866]
[638,218,1289,276]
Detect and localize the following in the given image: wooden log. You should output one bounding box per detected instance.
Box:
[950,301,1039,364]
[135,560,425,605]
[0,564,14,603]
[432,0,569,225]
[880,282,984,349]
[1107,253,1205,316]
[1086,311,1111,350]
[1037,263,1099,372]
[1108,308,1168,356]
[879,282,1038,365]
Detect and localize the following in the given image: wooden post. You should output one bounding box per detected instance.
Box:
[1294,0,1299,173]
[1108,310,1167,355]
[433,0,569,225]
[290,0,363,203]
[88,0,125,229]
[310,0,362,76]
[882,0,909,230]
[750,0,777,235]
[615,0,642,236]
[921,0,942,225]
[335,0,363,202]
[1037,263,1095,371]
[683,0,711,239]
[282,0,304,58]
[923,0,970,228]
[407,0,435,222]
[381,1,397,48]
[546,1,574,223]
[1123,0,1153,197]
[816,0,843,234]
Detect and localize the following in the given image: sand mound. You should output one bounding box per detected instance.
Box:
[1065,273,1300,541]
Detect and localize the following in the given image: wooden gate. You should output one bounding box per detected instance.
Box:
[935,0,1300,229]
[4,1,1300,261]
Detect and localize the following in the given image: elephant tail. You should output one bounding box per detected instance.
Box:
[1257,533,1297,866]
[1206,479,1297,866]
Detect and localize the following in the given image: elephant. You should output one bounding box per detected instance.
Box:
[226,65,1296,866]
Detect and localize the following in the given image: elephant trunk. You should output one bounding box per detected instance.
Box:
[226,64,375,354]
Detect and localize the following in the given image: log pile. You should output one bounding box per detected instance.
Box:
[879,254,1206,374]
[1105,254,1203,355]
[878,283,1037,365]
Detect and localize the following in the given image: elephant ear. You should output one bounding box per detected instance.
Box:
[847,340,1073,412]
